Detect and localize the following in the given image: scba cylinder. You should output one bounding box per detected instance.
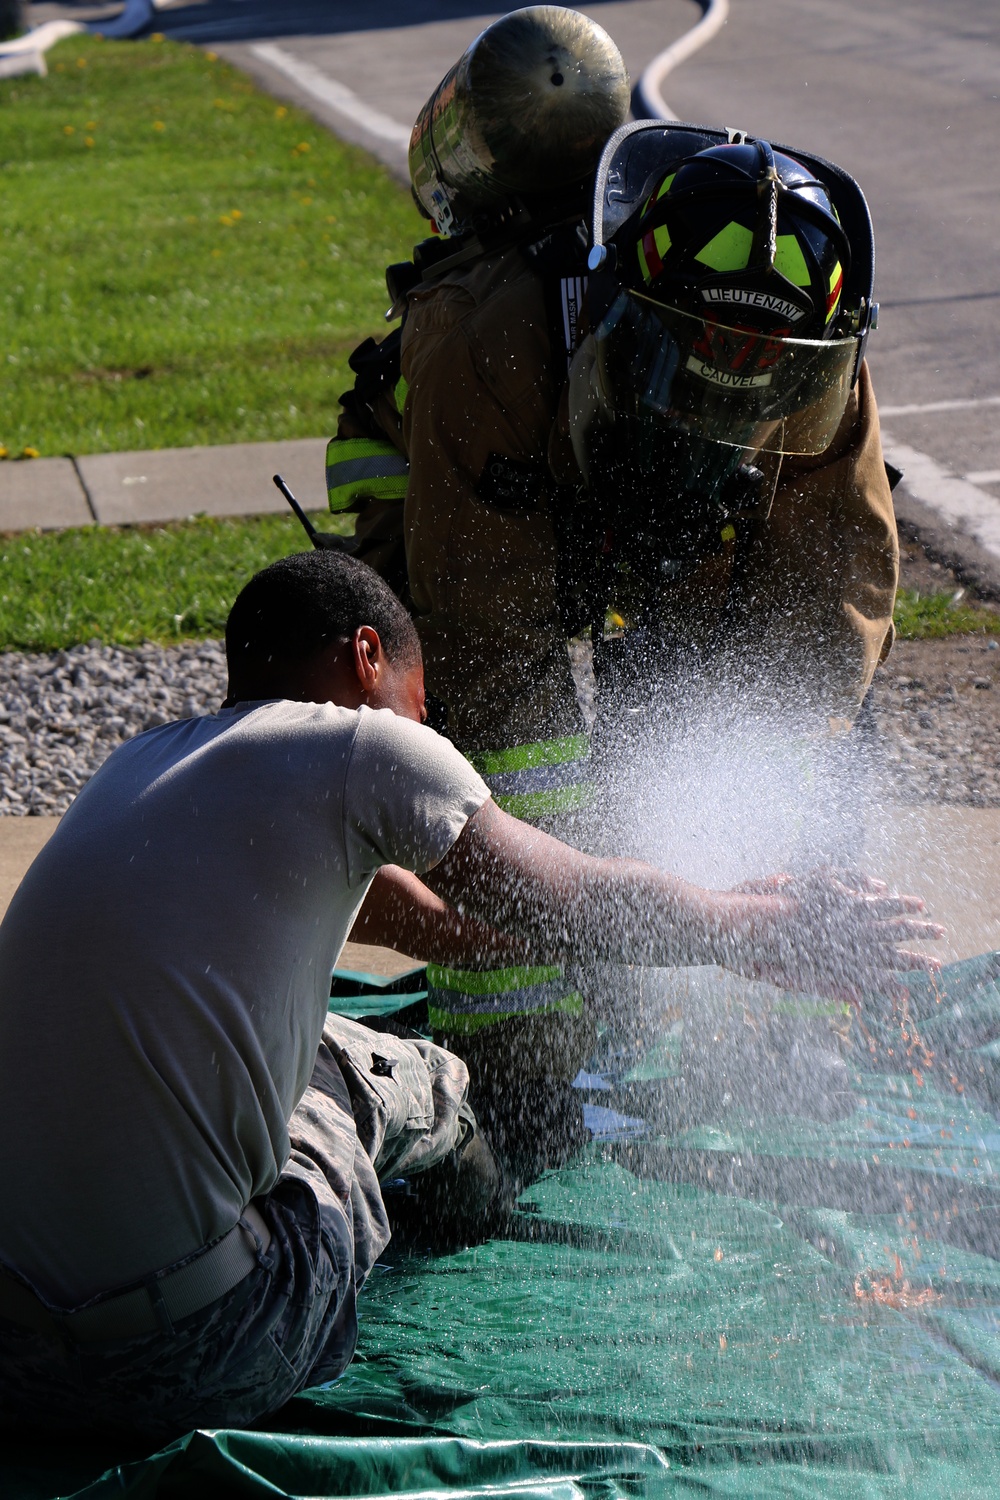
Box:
[409,6,630,234]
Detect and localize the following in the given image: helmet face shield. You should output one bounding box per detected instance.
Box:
[592,292,858,457]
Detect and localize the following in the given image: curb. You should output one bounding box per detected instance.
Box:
[894,484,1000,606]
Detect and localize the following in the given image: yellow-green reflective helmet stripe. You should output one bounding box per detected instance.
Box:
[773,233,811,287]
[693,224,815,286]
[695,220,753,274]
[825,260,844,323]
[638,172,675,284]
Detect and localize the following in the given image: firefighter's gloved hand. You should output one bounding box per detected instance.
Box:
[727,868,945,1006]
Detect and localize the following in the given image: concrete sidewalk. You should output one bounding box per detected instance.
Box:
[0,814,419,977]
[0,436,329,531]
[2,806,998,967]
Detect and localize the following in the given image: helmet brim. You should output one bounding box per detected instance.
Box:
[588,291,860,457]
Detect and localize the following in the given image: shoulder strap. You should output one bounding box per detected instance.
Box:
[523,219,591,375]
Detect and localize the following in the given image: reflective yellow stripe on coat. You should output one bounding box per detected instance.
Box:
[326,436,409,512]
[426,962,583,1036]
[469,734,592,820]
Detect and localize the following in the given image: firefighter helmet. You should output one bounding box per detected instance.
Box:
[577,126,877,463]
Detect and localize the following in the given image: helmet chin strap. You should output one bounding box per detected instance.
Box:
[750,139,781,272]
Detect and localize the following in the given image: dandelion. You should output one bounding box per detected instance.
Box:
[211,248,222,257]
[274,105,287,119]
[86,121,97,130]
[151,32,164,42]
[230,209,243,220]
[205,50,218,61]
[299,196,313,206]
[55,62,66,72]
[219,214,233,227]
[85,137,95,148]
[296,141,310,152]
[63,125,75,136]
[326,215,337,224]
[0,446,8,460]
[22,447,40,459]
[153,121,165,132]
[76,57,87,67]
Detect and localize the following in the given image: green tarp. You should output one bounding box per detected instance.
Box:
[8,955,1000,1499]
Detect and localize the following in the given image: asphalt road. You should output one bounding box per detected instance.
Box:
[199,0,1000,535]
[655,0,1000,564]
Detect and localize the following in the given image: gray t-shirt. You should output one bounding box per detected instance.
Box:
[0,700,488,1304]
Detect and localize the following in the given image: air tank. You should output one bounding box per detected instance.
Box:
[409,6,630,234]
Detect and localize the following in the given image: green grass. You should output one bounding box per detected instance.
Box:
[892,587,1000,641]
[0,511,349,650]
[3,514,999,655]
[0,34,423,457]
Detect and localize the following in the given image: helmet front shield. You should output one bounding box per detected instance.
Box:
[590,292,859,457]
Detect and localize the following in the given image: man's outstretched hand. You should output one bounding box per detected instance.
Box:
[725,868,945,1004]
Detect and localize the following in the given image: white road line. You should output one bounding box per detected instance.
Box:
[0,16,82,54]
[638,0,731,121]
[967,471,1000,486]
[882,435,1000,561]
[249,43,412,150]
[0,17,83,78]
[880,395,1000,418]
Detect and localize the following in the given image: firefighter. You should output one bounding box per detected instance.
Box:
[322,10,898,1179]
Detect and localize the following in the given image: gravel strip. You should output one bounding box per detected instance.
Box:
[0,627,998,816]
[0,641,227,815]
[870,635,1000,806]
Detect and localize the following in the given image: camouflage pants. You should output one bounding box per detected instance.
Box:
[0,1016,472,1441]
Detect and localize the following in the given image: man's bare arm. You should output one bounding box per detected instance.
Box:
[349,865,542,968]
[424,799,944,1002]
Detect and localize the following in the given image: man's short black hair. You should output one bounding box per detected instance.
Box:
[226,550,421,686]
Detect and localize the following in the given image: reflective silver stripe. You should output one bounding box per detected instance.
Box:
[560,274,587,371]
[484,760,590,799]
[326,454,410,488]
[427,977,575,1016]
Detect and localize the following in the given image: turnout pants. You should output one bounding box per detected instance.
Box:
[0,1017,472,1440]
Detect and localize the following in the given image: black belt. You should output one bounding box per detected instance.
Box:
[0,1203,271,1344]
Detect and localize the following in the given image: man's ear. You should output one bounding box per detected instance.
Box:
[350,626,383,696]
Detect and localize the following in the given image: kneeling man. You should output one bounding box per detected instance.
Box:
[0,551,937,1438]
